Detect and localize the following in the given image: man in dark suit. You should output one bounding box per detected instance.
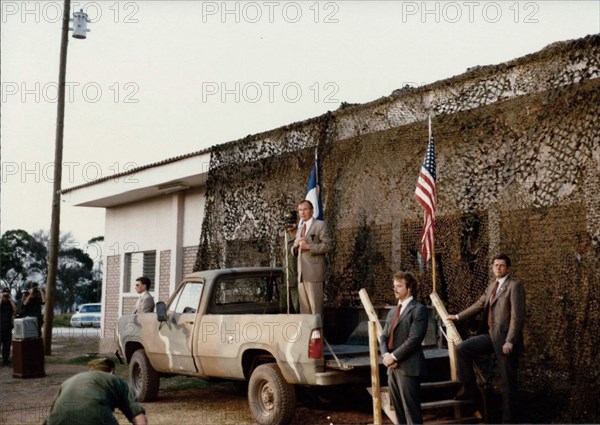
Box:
[379,271,429,425]
[281,210,299,313]
[292,200,332,318]
[449,253,526,423]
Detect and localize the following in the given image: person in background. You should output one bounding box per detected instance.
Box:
[45,357,147,425]
[0,288,17,365]
[379,271,428,424]
[133,277,155,313]
[448,253,526,423]
[16,287,29,318]
[22,282,45,337]
[281,210,299,313]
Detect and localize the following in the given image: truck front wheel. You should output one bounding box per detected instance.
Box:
[248,363,296,425]
[129,349,160,402]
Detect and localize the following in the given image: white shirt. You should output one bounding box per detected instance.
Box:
[495,275,509,292]
[390,296,414,360]
[398,295,414,314]
[301,218,313,237]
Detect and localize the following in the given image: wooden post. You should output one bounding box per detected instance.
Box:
[369,320,382,425]
[429,292,461,379]
[359,288,383,337]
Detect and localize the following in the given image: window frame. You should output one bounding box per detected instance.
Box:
[123,250,157,293]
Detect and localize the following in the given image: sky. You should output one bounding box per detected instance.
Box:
[1,0,599,252]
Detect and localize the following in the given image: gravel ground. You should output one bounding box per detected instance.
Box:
[0,334,391,425]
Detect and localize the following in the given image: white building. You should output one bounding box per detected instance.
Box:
[62,150,210,352]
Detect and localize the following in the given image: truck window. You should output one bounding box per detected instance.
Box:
[213,275,281,308]
[168,282,203,314]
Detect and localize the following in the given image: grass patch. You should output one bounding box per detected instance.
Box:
[53,313,73,327]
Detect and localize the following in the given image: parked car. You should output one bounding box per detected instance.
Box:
[70,303,101,328]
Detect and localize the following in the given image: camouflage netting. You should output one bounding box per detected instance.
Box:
[195,35,600,422]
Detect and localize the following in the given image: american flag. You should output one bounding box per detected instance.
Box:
[415,136,436,262]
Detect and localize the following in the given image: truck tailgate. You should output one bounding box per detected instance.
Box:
[324,344,371,370]
[325,345,449,370]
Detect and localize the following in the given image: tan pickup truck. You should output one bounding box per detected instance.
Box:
[116,267,372,425]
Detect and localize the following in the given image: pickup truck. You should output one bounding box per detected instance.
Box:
[116,267,373,425]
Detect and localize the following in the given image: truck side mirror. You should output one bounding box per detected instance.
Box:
[156,302,168,322]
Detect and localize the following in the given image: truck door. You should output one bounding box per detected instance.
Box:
[158,280,204,374]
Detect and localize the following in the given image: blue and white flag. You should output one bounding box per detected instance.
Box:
[305,151,323,220]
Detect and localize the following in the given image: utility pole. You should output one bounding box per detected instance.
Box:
[44,1,89,355]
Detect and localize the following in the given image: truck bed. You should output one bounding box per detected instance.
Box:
[325,344,449,369]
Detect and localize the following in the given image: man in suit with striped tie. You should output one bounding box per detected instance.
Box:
[379,271,429,424]
[449,254,526,423]
[292,200,332,319]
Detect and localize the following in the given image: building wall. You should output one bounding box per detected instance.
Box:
[182,189,205,247]
[101,255,120,342]
[183,246,199,276]
[159,250,171,303]
[100,187,205,347]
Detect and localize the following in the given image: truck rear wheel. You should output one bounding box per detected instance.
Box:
[248,363,296,425]
[129,349,159,402]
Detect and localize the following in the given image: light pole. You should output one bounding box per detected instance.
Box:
[43,1,90,355]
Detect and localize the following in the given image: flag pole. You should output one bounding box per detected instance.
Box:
[314,147,319,190]
[428,114,437,294]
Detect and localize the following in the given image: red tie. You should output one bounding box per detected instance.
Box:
[301,224,307,238]
[387,303,402,350]
[487,281,500,327]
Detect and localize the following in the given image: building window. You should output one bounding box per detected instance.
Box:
[123,251,156,293]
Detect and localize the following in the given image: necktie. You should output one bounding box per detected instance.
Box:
[487,281,500,327]
[387,303,402,350]
[301,224,307,238]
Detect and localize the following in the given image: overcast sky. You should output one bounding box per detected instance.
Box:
[1,1,599,252]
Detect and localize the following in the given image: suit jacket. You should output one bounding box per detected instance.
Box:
[379,299,428,377]
[284,237,298,288]
[292,219,332,283]
[135,291,155,314]
[458,275,526,352]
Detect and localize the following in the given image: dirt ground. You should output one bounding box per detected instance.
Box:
[0,334,392,425]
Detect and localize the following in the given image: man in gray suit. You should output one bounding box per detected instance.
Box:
[134,276,155,314]
[292,200,332,318]
[449,254,526,423]
[379,271,428,425]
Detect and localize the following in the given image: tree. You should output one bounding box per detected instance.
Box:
[32,230,99,312]
[1,229,102,312]
[55,247,94,312]
[0,229,46,291]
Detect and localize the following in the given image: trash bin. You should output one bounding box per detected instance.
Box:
[12,322,45,379]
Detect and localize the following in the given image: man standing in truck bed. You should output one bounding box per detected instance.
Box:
[281,210,300,313]
[292,199,332,319]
